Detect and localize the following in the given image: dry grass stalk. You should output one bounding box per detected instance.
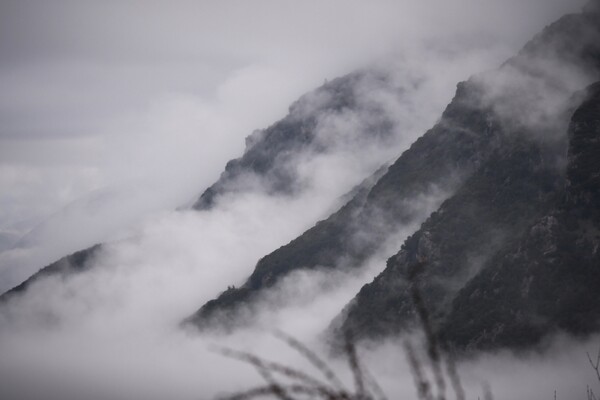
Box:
[214,261,489,400]
[404,258,470,400]
[587,347,600,400]
[214,331,388,400]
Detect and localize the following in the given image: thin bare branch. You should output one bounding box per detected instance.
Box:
[344,332,367,400]
[407,259,446,400]
[273,330,347,392]
[588,385,597,400]
[587,348,600,383]
[218,386,276,400]
[404,339,434,400]
[219,384,347,400]
[441,345,465,400]
[212,259,490,400]
[361,367,389,400]
[213,346,357,400]
[215,347,331,390]
[482,383,493,400]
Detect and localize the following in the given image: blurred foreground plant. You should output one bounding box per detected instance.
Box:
[214,330,386,400]
[587,347,600,400]
[213,261,489,400]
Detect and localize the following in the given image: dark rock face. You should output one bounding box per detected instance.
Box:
[565,82,600,220]
[192,70,398,210]
[3,2,600,358]
[185,80,506,330]
[0,69,400,301]
[333,137,565,341]
[0,245,102,304]
[334,81,600,351]
[187,7,600,334]
[439,82,600,351]
[327,9,600,347]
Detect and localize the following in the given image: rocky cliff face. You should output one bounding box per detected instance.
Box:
[0,245,101,305]
[439,82,600,351]
[187,6,600,337]
[330,10,600,348]
[192,70,399,210]
[186,80,505,330]
[3,2,600,357]
[0,68,402,302]
[333,136,566,341]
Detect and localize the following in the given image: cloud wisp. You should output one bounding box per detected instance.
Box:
[0,0,595,399]
[0,0,585,291]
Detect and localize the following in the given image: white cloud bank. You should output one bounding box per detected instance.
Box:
[0,0,585,290]
[0,0,595,399]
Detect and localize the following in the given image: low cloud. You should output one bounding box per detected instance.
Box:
[0,0,585,290]
[0,0,594,399]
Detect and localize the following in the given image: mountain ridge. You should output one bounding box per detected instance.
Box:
[330,8,600,348]
[188,3,600,352]
[2,2,600,356]
[190,3,598,336]
[438,81,600,351]
[185,78,504,330]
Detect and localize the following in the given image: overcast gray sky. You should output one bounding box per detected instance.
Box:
[0,0,586,289]
[0,1,595,399]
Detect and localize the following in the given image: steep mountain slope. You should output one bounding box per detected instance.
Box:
[0,245,101,304]
[186,80,505,329]
[0,68,407,302]
[3,2,600,358]
[333,8,600,347]
[193,70,398,210]
[187,5,600,333]
[439,81,600,351]
[333,136,566,340]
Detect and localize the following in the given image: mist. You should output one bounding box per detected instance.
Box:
[0,0,585,290]
[0,0,596,399]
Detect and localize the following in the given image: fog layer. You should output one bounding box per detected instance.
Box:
[0,1,594,399]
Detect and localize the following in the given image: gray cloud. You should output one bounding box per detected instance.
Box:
[0,0,593,398]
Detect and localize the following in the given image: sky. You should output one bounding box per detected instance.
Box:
[0,0,587,290]
[0,0,595,399]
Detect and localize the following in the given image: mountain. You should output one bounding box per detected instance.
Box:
[193,69,399,210]
[331,8,600,348]
[0,245,102,304]
[187,3,600,337]
[3,1,600,356]
[0,68,407,302]
[186,79,502,329]
[439,81,600,351]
